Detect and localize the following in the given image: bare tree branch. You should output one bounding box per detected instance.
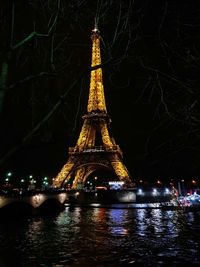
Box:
[8,71,58,90]
[0,58,114,165]
[11,0,61,51]
[140,58,194,94]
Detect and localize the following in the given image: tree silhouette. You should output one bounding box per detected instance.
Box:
[0,0,199,178]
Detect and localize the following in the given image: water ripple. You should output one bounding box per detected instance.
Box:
[0,208,200,266]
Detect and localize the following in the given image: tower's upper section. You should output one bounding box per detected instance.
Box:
[87,22,107,113]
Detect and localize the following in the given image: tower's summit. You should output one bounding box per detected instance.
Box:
[87,21,106,113]
[91,19,100,36]
[53,24,132,189]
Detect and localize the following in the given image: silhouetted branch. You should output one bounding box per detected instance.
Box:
[11,0,61,50]
[140,58,194,94]
[8,72,58,90]
[0,57,114,165]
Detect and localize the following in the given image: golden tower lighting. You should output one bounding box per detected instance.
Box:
[53,23,133,189]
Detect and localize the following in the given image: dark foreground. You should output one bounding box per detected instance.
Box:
[0,205,200,267]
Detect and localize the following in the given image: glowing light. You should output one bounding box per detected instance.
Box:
[109,181,124,185]
[109,181,124,190]
[165,188,170,194]
[58,193,67,203]
[31,194,45,207]
[90,203,100,207]
[152,188,158,196]
[138,188,143,195]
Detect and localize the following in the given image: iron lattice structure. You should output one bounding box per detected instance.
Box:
[53,24,133,189]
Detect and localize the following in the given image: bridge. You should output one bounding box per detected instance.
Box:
[0,187,174,217]
[0,190,68,216]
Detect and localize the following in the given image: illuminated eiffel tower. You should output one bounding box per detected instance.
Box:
[53,23,133,189]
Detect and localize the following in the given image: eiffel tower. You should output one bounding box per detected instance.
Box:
[53,23,133,189]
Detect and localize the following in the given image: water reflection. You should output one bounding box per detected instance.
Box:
[0,207,200,266]
[136,208,148,236]
[108,209,129,236]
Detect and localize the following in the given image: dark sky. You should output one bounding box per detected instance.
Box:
[0,0,200,181]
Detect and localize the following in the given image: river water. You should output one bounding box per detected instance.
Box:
[0,205,200,267]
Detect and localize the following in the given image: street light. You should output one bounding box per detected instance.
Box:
[152,188,158,196]
[42,177,49,189]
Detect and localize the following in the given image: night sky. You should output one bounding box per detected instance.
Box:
[0,0,200,182]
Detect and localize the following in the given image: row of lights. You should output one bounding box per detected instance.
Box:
[137,179,199,184]
[1,172,50,188]
[137,188,171,196]
[1,172,199,190]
